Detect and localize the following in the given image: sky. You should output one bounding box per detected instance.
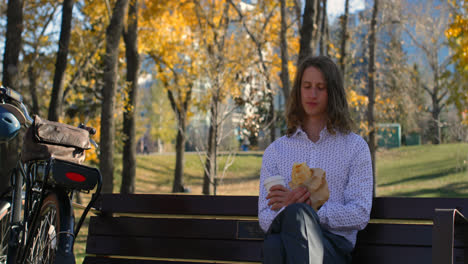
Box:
[327,0,366,21]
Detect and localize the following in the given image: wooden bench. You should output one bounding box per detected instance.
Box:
[83,194,468,264]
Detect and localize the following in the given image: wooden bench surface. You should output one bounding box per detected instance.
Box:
[83,194,468,264]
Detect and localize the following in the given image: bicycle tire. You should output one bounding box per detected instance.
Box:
[0,201,11,264]
[22,191,76,264]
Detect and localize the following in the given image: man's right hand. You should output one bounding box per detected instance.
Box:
[266,185,311,211]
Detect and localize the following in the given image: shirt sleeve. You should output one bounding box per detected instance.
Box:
[317,137,373,231]
[258,144,285,233]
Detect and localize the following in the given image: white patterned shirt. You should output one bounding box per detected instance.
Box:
[258,127,373,247]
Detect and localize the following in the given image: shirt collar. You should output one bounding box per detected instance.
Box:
[292,126,332,141]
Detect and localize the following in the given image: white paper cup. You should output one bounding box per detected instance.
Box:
[264,175,285,192]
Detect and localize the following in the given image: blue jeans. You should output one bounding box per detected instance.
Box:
[263,203,353,264]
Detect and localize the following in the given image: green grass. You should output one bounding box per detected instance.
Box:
[130,152,264,195]
[73,143,468,263]
[376,143,468,197]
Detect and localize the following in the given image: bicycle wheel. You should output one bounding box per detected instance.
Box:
[23,193,60,264]
[0,201,11,264]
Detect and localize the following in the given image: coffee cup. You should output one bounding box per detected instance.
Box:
[264,175,285,192]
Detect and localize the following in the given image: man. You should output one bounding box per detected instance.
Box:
[258,55,373,263]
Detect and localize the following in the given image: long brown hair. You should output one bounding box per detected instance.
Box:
[286,55,354,136]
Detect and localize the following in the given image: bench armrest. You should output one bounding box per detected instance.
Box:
[432,208,468,264]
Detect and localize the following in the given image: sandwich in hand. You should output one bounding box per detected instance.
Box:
[289,162,329,210]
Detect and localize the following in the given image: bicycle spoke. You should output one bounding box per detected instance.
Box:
[24,207,57,264]
[0,208,10,264]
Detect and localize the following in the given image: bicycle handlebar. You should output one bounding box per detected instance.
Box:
[78,123,98,148]
[0,86,34,127]
[78,123,96,136]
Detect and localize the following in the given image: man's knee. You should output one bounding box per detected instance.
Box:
[283,203,316,219]
[280,203,319,230]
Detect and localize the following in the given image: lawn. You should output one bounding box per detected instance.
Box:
[74,143,468,263]
[376,143,468,197]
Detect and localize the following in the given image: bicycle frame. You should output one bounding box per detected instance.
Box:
[8,158,103,264]
[1,86,102,264]
[7,159,74,264]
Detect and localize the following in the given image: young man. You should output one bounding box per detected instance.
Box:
[258,56,373,263]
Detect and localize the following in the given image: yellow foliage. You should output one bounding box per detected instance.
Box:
[446,0,468,116]
[446,0,468,69]
[347,89,368,108]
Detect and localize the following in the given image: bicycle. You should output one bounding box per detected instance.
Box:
[0,86,102,264]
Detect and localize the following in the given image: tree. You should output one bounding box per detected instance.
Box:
[48,0,74,121]
[446,0,468,70]
[318,0,329,56]
[446,0,468,121]
[197,0,232,195]
[62,0,107,121]
[403,0,452,144]
[338,0,349,78]
[298,0,318,63]
[377,0,419,137]
[22,0,60,116]
[367,0,379,196]
[280,0,291,105]
[144,80,176,153]
[229,0,279,143]
[100,0,129,193]
[121,0,139,194]
[0,0,24,195]
[192,0,245,195]
[140,0,198,192]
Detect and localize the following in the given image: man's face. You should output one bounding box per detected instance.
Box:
[300,66,328,120]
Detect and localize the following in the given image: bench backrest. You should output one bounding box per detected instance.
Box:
[83,194,468,264]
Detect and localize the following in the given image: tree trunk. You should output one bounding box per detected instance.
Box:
[121,0,139,194]
[324,5,330,57]
[298,0,317,63]
[203,98,218,195]
[27,65,39,115]
[339,0,349,78]
[294,0,302,34]
[48,0,74,121]
[159,68,192,194]
[280,0,290,103]
[311,0,322,52]
[367,0,379,197]
[431,90,441,144]
[268,92,276,143]
[319,0,328,55]
[2,0,23,89]
[172,119,186,192]
[0,0,24,195]
[100,0,129,194]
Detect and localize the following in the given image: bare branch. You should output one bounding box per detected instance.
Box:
[422,84,433,96]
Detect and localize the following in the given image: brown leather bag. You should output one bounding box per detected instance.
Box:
[21,116,91,164]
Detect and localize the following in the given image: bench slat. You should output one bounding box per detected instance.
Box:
[94,194,468,220]
[86,235,263,262]
[353,245,467,264]
[371,197,468,220]
[94,194,259,216]
[356,223,432,246]
[352,245,431,264]
[88,216,264,240]
[88,216,458,247]
[83,256,232,264]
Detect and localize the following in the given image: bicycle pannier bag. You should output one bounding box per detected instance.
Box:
[21,116,91,164]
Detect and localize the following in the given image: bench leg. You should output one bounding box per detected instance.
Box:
[432,209,457,264]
